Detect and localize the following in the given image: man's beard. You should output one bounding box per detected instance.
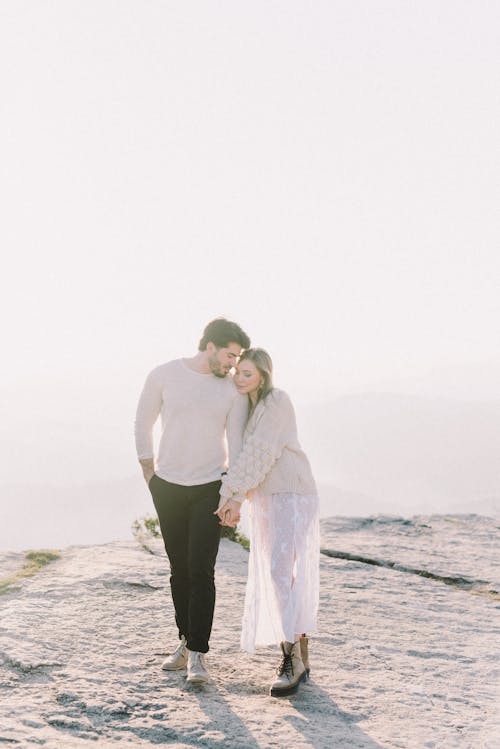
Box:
[208,354,228,378]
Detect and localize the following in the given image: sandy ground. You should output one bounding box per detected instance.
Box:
[1,521,499,748]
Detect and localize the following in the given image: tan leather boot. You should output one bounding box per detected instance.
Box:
[300,635,310,678]
[269,641,306,697]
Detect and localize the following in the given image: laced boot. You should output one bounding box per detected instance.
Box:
[161,635,188,670]
[269,641,306,697]
[300,634,310,678]
[186,650,209,684]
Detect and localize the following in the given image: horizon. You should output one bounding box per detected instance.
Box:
[2,387,499,553]
[1,2,499,549]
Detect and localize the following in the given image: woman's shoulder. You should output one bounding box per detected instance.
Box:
[266,387,288,401]
[262,388,294,413]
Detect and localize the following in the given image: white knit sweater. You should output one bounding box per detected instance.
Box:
[135,359,248,486]
[219,389,317,503]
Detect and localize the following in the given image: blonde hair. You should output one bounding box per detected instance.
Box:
[238,348,274,413]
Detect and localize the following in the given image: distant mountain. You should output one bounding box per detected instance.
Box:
[1,392,499,552]
[297,393,500,515]
[0,476,152,552]
[316,483,381,517]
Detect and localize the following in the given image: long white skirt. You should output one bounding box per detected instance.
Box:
[240,491,320,653]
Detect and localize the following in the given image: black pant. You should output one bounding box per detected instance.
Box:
[149,476,222,653]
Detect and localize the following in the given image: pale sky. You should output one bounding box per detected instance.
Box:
[1,1,499,490]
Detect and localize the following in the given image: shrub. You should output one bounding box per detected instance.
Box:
[132,515,249,551]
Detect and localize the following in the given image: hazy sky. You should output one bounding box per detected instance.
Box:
[1,1,499,488]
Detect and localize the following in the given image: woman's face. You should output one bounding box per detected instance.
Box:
[234,359,263,396]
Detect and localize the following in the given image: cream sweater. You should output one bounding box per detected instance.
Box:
[134,359,248,486]
[219,388,317,503]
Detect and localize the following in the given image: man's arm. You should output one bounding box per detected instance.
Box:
[139,458,155,484]
[134,368,163,484]
[225,390,248,473]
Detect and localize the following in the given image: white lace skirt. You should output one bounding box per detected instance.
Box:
[240,491,320,653]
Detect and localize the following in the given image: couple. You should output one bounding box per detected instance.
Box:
[134,318,319,697]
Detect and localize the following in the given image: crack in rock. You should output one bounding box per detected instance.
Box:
[0,651,63,674]
[320,548,499,599]
[101,580,163,591]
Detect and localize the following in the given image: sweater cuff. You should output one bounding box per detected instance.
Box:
[220,480,234,500]
[231,494,245,504]
[220,481,245,504]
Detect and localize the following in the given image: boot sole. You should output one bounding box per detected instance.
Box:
[270,671,307,697]
[186,675,209,684]
[161,658,187,671]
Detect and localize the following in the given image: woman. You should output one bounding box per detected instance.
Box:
[216,348,320,697]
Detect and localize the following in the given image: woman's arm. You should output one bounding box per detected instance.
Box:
[219,391,294,501]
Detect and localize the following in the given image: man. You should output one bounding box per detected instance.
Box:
[134,318,250,684]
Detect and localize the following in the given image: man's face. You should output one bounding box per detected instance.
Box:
[207,342,242,378]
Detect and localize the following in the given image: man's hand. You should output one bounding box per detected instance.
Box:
[139,458,155,484]
[215,499,241,527]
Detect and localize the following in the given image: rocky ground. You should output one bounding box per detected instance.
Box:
[1,515,499,748]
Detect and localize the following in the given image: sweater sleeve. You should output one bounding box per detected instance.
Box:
[225,391,249,471]
[134,368,163,460]
[219,392,294,502]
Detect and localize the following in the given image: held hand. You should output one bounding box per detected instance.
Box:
[215,499,241,527]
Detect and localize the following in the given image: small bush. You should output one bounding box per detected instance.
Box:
[132,515,161,540]
[220,525,250,550]
[132,515,249,551]
[25,550,61,566]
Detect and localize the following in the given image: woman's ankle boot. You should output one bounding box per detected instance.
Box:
[269,641,306,697]
[299,634,310,678]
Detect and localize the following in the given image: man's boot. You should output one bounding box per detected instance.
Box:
[269,641,306,697]
[161,635,188,670]
[186,650,209,684]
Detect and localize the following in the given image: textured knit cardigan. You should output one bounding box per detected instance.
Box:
[219,388,317,504]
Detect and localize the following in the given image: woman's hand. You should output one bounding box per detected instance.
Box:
[215,499,241,527]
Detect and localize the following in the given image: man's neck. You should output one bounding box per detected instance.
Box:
[183,352,211,374]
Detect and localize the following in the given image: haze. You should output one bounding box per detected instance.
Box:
[1,1,499,550]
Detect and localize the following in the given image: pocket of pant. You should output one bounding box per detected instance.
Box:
[148,474,157,490]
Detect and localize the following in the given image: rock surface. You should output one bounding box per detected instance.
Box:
[1,515,499,748]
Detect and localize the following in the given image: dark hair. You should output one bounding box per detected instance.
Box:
[239,348,274,410]
[198,317,251,352]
